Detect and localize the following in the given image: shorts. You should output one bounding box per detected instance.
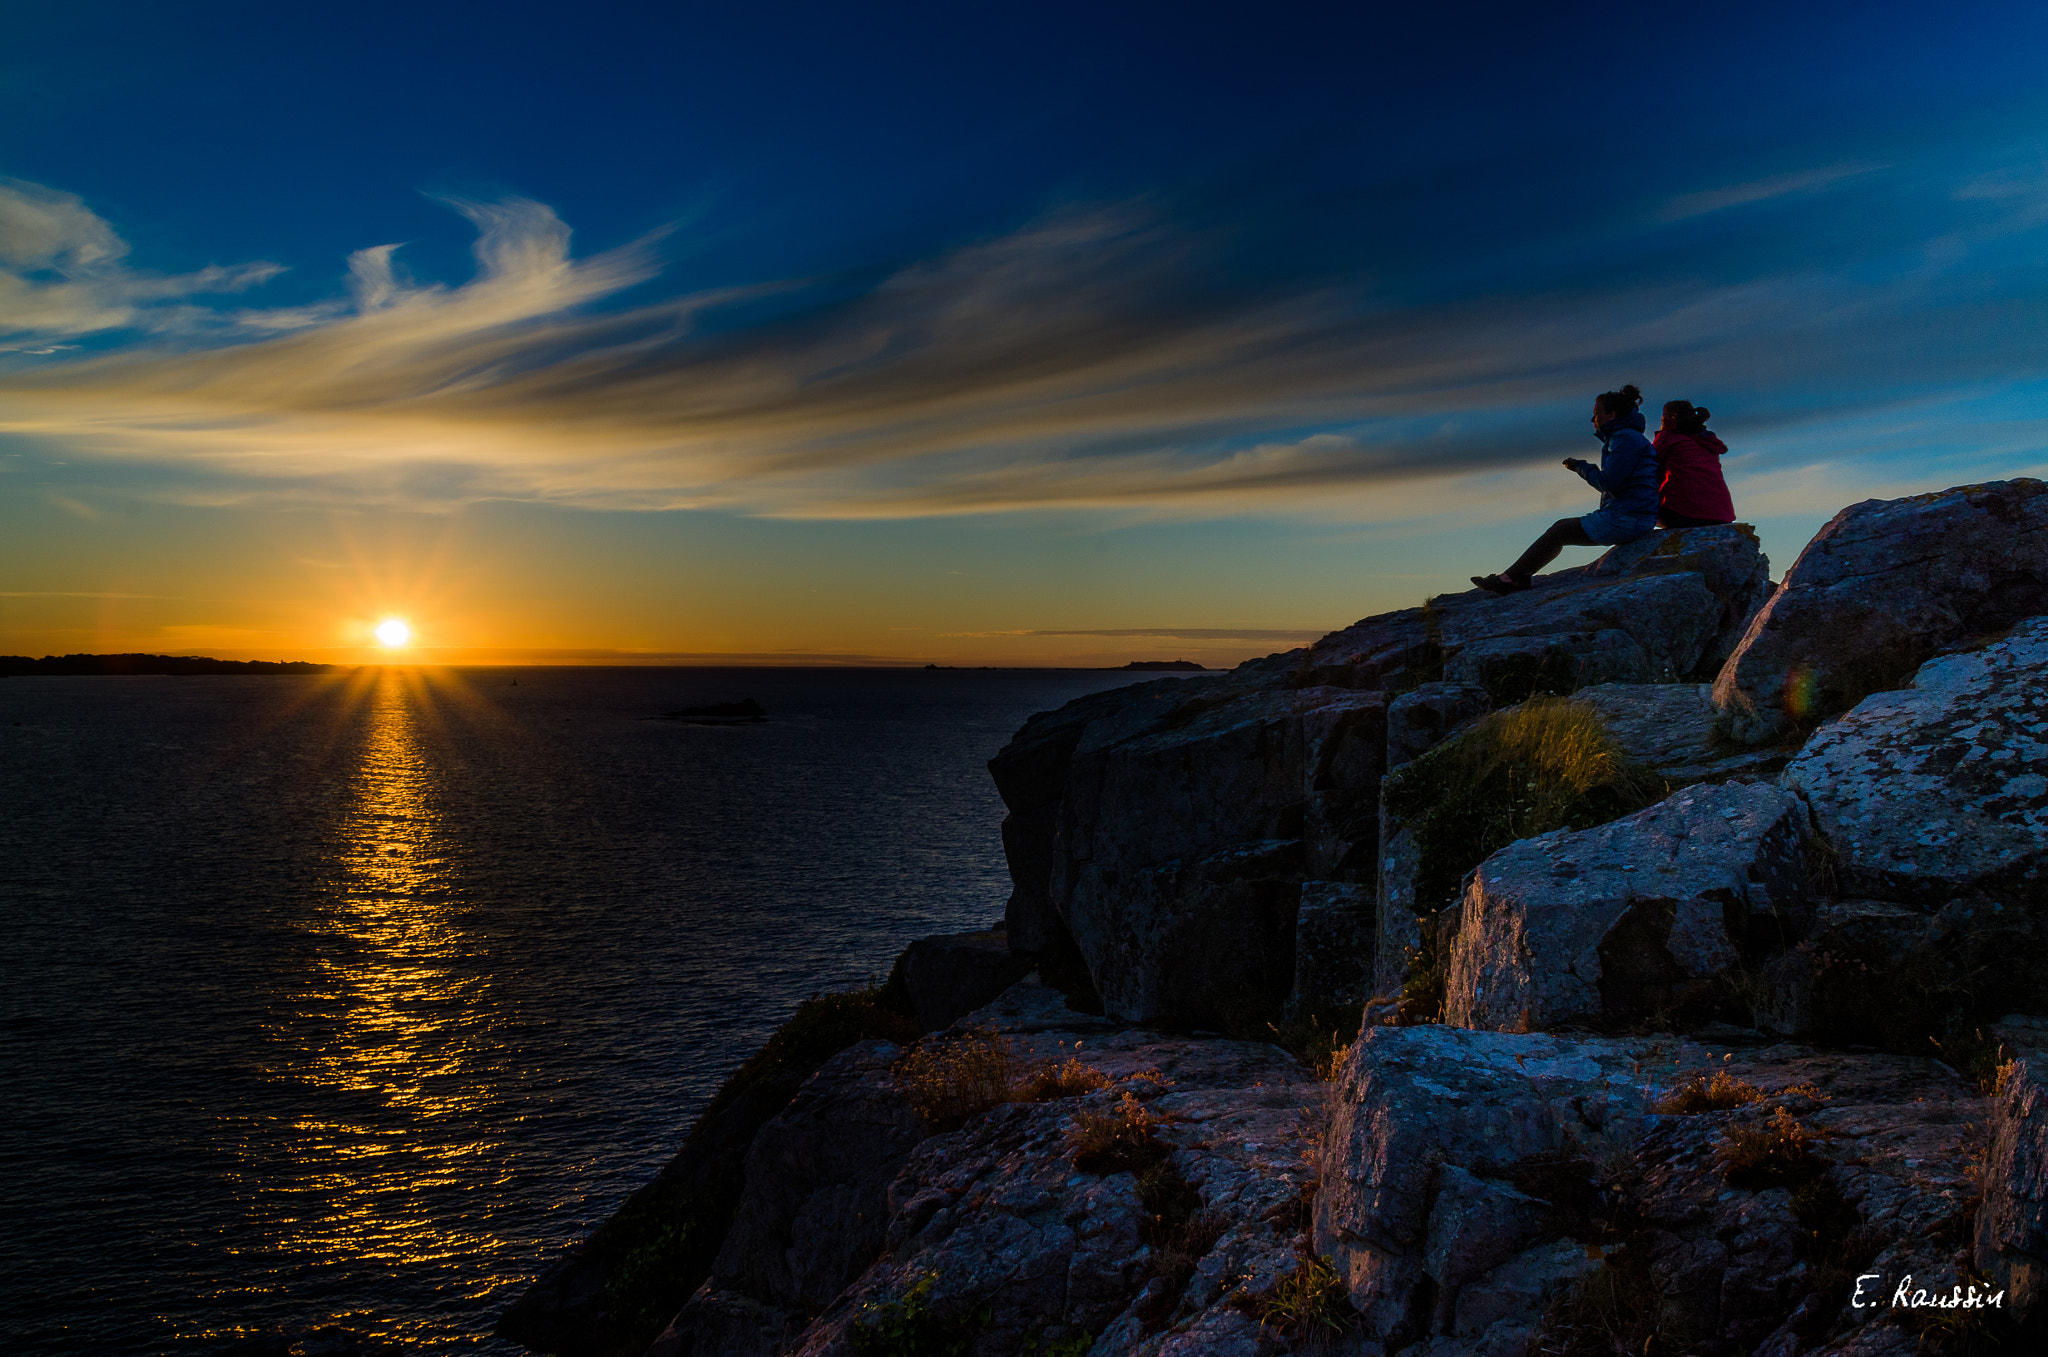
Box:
[1579,507,1657,546]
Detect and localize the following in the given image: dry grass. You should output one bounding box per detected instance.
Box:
[1015,1057,1111,1102]
[1717,1106,1827,1188]
[895,1027,1016,1128]
[1655,1070,1767,1114]
[1268,1005,1361,1080]
[895,1030,1114,1129]
[1382,696,1666,912]
[1067,1092,1167,1175]
[1246,1252,1357,1344]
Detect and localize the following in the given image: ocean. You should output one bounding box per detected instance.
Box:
[0,665,1153,1354]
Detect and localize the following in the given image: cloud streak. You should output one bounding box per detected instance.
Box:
[1,160,2046,521]
[0,179,288,338]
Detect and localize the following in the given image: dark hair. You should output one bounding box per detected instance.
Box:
[1662,399,1711,434]
[1595,384,1643,419]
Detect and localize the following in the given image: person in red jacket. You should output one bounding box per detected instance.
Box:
[1654,400,1735,527]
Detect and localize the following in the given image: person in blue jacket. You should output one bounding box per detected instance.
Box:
[1472,383,1658,595]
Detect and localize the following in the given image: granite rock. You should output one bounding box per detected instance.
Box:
[1783,615,2048,906]
[1977,1013,2048,1322]
[895,930,1034,1033]
[1288,881,1376,1020]
[777,978,1323,1357]
[1443,782,1815,1032]
[1386,682,1491,770]
[1051,685,1386,1023]
[1714,478,2048,744]
[1316,1024,1984,1354]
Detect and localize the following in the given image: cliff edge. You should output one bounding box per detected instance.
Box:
[504,481,2048,1357]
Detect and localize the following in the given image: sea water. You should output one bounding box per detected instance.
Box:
[0,666,1150,1353]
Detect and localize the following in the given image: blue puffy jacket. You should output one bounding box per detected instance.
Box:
[1572,411,1660,519]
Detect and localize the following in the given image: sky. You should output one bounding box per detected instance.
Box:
[3,1,2048,667]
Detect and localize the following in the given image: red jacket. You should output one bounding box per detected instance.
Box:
[1654,429,1734,522]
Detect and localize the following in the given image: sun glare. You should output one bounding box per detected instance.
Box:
[375,619,412,648]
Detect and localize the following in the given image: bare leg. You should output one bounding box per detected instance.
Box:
[1504,517,1595,583]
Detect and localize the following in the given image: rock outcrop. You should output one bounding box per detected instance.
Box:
[989,523,1770,1028]
[1783,615,2048,906]
[1979,1014,2048,1320]
[1318,1024,1987,1354]
[1715,478,2048,743]
[506,483,2048,1357]
[895,929,1035,1033]
[1445,782,1816,1032]
[665,978,1323,1357]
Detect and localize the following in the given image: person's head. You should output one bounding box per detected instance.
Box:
[1660,399,1711,434]
[1591,384,1643,427]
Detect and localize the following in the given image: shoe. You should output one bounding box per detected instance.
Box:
[1471,574,1530,596]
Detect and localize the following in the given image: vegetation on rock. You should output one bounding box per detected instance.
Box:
[1382,695,1665,915]
[894,1028,1111,1130]
[1654,1070,1766,1114]
[1244,1252,1357,1342]
[850,1273,983,1357]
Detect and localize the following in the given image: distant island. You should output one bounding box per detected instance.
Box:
[920,660,1208,672]
[0,653,339,676]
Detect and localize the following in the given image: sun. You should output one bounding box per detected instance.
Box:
[375,618,412,648]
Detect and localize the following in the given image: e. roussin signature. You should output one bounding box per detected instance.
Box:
[1851,1273,2006,1310]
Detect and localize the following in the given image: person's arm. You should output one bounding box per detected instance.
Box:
[1564,456,1605,489]
[1578,436,1650,493]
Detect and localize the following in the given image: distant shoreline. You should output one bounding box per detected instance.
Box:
[3,654,1221,675]
[0,653,339,677]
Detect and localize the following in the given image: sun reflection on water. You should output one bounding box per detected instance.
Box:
[234,668,526,1345]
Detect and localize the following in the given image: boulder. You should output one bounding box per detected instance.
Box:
[894,930,1034,1033]
[1977,1014,2048,1324]
[1314,1025,1655,1344]
[1444,782,1815,1032]
[1430,523,1771,700]
[1287,881,1376,1019]
[1230,524,1765,702]
[1317,1024,1985,1353]
[1783,615,2048,906]
[1714,478,2048,744]
[1050,686,1386,1023]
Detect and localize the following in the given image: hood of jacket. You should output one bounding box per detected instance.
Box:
[1595,410,1648,442]
[1655,428,1727,457]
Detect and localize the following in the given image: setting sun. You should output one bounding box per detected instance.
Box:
[374,619,411,648]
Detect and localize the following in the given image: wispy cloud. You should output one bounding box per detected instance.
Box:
[0,179,288,337]
[1657,162,1882,221]
[1,160,2044,522]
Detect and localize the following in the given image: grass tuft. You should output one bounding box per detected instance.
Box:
[1245,1252,1358,1344]
[1655,1070,1767,1115]
[894,1027,1015,1129]
[1015,1056,1112,1102]
[1268,1004,1363,1080]
[1067,1092,1167,1176]
[1717,1106,1828,1188]
[895,1030,1113,1130]
[1382,696,1665,913]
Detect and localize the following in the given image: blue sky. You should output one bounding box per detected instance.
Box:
[3,1,2047,663]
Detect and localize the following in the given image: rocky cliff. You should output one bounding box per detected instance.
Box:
[503,480,2048,1357]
